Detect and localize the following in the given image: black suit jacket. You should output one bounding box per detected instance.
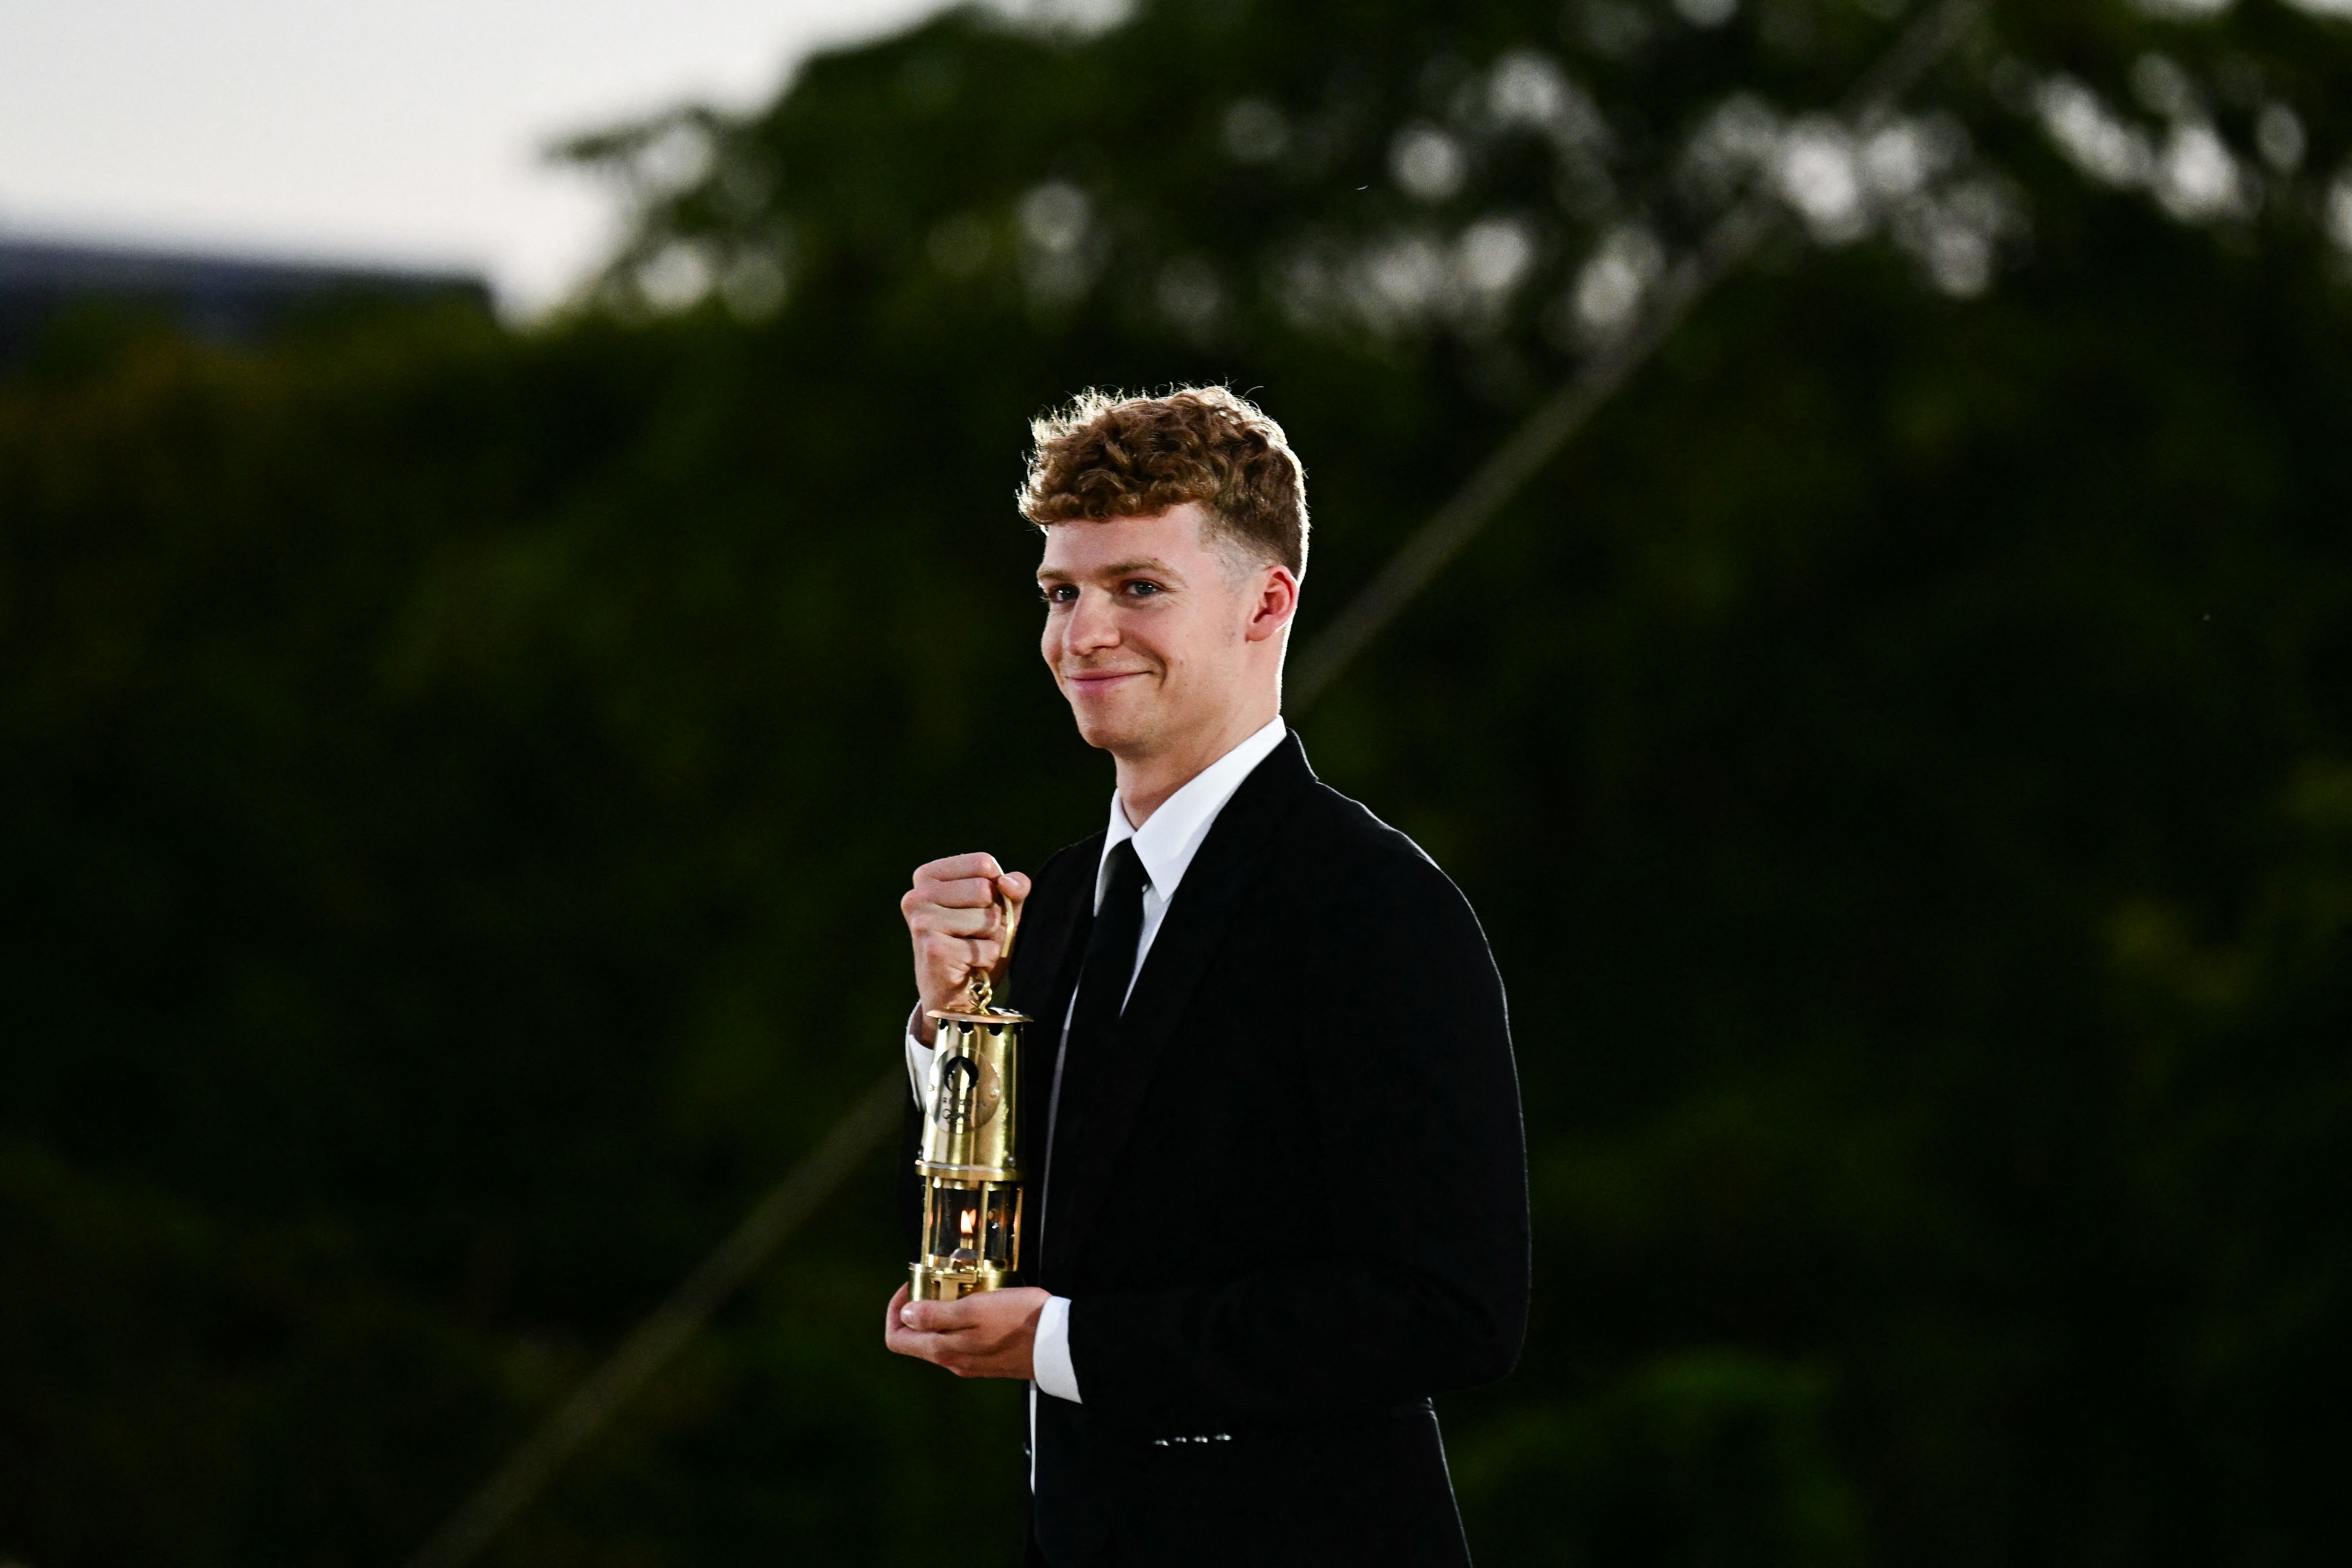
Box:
[905,734,1528,1566]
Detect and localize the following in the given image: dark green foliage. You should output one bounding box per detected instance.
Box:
[4,1,2351,1563]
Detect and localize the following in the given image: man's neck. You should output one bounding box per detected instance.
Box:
[1113,699,1279,827]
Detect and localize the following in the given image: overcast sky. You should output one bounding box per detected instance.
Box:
[0,0,949,312]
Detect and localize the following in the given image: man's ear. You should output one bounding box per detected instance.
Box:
[1244,564,1301,643]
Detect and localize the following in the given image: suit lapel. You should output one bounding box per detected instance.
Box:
[1009,831,1100,1025]
[1010,831,1102,1221]
[1047,734,1317,1280]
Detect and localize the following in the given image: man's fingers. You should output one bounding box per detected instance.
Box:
[888,1326,968,1372]
[904,895,996,935]
[884,1285,927,1357]
[910,902,1000,939]
[914,934,1001,974]
[898,1295,978,1334]
[883,1285,914,1343]
[914,853,1003,887]
[885,1290,984,1377]
[912,907,1006,945]
[916,872,1008,910]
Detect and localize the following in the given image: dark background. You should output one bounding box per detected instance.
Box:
[5,1,2350,1563]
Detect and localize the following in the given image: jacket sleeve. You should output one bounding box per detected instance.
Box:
[1066,843,1530,1429]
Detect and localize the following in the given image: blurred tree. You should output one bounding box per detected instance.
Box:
[4,1,2352,1565]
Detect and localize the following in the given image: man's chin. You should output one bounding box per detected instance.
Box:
[1069,713,1136,752]
[1066,700,1150,753]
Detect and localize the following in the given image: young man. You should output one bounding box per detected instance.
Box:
[886,387,1527,1566]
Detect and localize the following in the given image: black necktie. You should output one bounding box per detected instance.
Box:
[1037,840,1149,1268]
[1065,839,1150,1074]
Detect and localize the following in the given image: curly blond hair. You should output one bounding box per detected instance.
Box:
[1017,386,1308,576]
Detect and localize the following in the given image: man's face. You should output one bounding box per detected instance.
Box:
[1037,502,1266,756]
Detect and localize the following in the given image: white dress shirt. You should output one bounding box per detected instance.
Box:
[903,714,1290,1411]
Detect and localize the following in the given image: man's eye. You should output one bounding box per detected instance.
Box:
[1124,581,1163,597]
[1041,585,1077,604]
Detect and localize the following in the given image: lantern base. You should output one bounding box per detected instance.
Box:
[911,1260,1015,1300]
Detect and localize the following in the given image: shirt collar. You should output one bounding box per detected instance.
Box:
[1097,715,1289,911]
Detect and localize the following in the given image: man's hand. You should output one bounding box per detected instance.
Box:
[903,853,1030,1045]
[884,1284,1048,1379]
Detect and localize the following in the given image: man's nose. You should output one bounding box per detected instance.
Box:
[1065,589,1120,652]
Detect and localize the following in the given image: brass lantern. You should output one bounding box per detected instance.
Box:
[910,893,1027,1301]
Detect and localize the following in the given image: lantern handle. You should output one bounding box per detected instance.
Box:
[964,878,1022,1013]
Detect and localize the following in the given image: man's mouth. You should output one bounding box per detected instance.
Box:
[1066,669,1146,692]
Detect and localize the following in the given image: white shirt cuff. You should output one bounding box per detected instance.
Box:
[1033,1294,1081,1403]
